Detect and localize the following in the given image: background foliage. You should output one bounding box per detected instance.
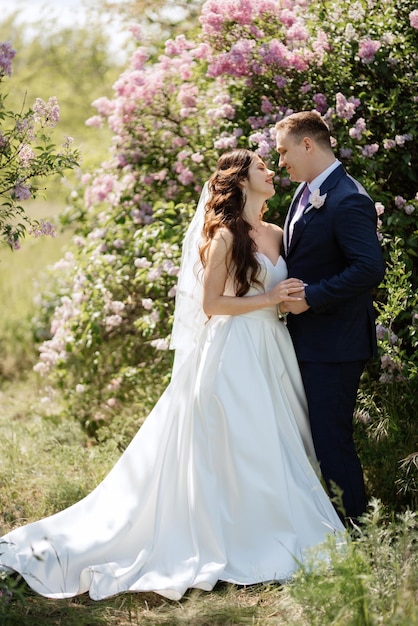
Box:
[23,0,418,511]
[0,1,417,623]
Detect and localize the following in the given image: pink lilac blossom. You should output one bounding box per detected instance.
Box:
[358,38,381,64]
[177,166,195,186]
[33,96,60,127]
[375,202,385,217]
[376,323,388,340]
[383,139,396,150]
[261,96,274,113]
[193,42,212,60]
[214,134,238,150]
[142,298,153,310]
[62,136,74,151]
[128,24,143,42]
[85,115,103,128]
[381,354,398,372]
[18,144,35,166]
[349,117,366,140]
[249,130,274,157]
[274,75,288,88]
[73,235,86,247]
[162,260,179,276]
[409,9,418,29]
[260,39,291,68]
[395,133,412,146]
[15,117,35,142]
[165,34,195,56]
[286,22,309,42]
[130,47,149,70]
[200,0,258,34]
[279,8,296,27]
[404,204,415,215]
[394,195,406,208]
[361,143,379,157]
[105,315,123,331]
[29,220,57,238]
[339,148,352,159]
[248,115,267,130]
[207,100,236,120]
[12,181,31,200]
[207,39,256,78]
[151,338,169,350]
[335,93,360,120]
[312,93,327,113]
[147,267,163,281]
[312,30,330,64]
[135,257,152,269]
[178,84,198,109]
[7,233,21,250]
[110,301,125,315]
[85,173,118,206]
[91,97,114,117]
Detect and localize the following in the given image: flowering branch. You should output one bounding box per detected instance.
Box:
[0,42,79,249]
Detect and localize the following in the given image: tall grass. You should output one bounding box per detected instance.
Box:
[0,382,417,625]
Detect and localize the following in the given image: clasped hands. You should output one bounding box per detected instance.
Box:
[269,278,310,315]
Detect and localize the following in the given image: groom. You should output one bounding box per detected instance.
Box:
[275,111,385,523]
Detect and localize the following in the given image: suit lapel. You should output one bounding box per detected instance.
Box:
[289,204,317,250]
[286,165,346,255]
[283,183,305,256]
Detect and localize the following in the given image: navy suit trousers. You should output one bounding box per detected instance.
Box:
[298,360,367,522]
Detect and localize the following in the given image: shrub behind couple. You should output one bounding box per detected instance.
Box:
[0,111,385,601]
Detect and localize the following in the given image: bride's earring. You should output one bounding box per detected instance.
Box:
[242,187,247,205]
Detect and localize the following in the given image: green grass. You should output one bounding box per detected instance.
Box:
[0,376,417,626]
[0,201,417,625]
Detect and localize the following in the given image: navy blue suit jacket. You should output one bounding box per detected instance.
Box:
[283,164,385,363]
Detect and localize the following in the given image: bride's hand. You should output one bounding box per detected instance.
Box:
[267,278,305,305]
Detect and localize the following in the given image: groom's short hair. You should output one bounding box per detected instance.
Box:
[275,111,332,151]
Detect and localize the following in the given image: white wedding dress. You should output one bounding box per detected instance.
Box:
[0,254,345,601]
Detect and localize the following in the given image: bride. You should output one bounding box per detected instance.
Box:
[0,149,345,601]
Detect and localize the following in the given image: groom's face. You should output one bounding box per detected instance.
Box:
[275,130,311,183]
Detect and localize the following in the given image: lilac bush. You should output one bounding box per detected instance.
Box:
[0,43,79,248]
[32,0,417,505]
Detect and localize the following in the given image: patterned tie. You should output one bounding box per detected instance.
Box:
[288,184,310,244]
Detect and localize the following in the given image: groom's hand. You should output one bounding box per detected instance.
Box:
[282,289,310,314]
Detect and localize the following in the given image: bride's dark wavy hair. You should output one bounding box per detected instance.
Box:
[199,149,264,297]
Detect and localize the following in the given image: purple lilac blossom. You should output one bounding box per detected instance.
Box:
[0,41,16,76]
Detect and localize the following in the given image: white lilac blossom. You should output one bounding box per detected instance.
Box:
[150,338,170,351]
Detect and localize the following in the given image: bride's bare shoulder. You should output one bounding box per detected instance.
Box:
[263,221,283,245]
[263,222,283,235]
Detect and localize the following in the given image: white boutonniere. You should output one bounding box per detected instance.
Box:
[305,188,327,213]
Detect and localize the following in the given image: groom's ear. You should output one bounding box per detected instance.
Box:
[302,137,314,153]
